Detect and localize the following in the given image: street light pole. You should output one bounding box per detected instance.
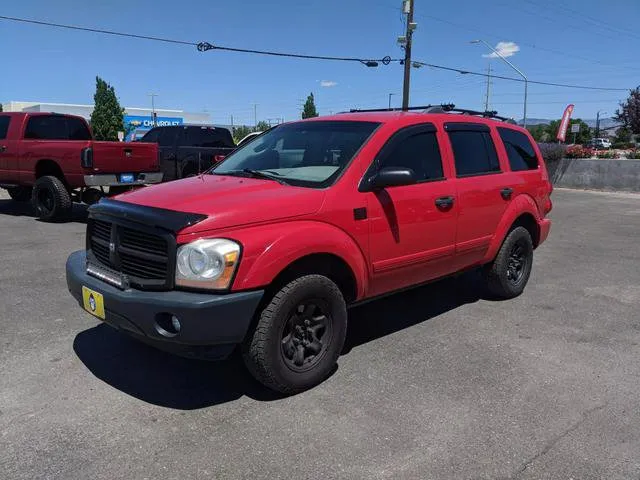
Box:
[148,93,158,126]
[595,110,607,138]
[388,93,395,109]
[401,0,415,110]
[471,39,528,127]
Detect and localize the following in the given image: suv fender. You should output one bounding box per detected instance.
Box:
[230,221,369,300]
[484,194,541,263]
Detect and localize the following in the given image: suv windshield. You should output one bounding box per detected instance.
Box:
[212,121,379,188]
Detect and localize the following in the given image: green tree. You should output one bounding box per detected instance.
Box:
[0,103,3,112]
[302,92,318,119]
[615,86,640,134]
[232,125,253,143]
[527,124,549,142]
[566,119,592,144]
[255,120,271,132]
[614,127,632,145]
[90,76,125,141]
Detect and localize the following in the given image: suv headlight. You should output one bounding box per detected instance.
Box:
[175,239,241,290]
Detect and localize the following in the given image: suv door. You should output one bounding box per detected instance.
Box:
[444,122,509,268]
[363,124,458,296]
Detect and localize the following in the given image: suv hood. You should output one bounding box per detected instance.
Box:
[114,174,326,233]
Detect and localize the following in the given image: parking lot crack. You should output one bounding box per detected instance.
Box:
[506,403,607,479]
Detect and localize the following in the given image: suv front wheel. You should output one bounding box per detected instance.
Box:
[484,226,534,299]
[243,275,348,394]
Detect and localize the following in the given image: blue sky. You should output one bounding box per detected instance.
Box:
[0,0,638,125]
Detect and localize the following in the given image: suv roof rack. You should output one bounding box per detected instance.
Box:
[345,103,517,124]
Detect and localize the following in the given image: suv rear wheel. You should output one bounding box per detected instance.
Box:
[242,274,348,394]
[6,186,32,202]
[484,226,534,299]
[31,176,72,222]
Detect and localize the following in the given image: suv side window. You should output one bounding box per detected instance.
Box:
[378,129,444,182]
[141,128,160,143]
[446,125,500,177]
[24,115,69,140]
[498,127,538,171]
[0,116,10,139]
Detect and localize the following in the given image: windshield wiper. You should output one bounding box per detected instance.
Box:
[241,168,289,185]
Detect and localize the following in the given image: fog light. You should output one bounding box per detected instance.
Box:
[171,315,181,333]
[155,313,181,337]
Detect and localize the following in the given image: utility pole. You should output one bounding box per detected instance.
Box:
[148,93,158,126]
[253,104,258,128]
[230,115,234,128]
[484,61,492,112]
[401,0,415,110]
[388,93,395,109]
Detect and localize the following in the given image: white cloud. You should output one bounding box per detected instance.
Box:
[320,80,338,87]
[483,41,520,58]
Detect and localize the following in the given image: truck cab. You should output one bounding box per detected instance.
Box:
[0,112,161,221]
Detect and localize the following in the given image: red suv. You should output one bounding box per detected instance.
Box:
[66,106,552,393]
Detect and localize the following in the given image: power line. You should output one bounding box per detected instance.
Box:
[0,15,397,66]
[0,14,631,93]
[411,60,629,91]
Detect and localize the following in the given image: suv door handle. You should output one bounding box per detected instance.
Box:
[435,196,455,209]
[500,187,513,200]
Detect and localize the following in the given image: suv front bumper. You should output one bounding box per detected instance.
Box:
[66,251,264,360]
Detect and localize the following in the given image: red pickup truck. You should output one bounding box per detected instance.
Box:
[0,112,161,221]
[66,106,552,393]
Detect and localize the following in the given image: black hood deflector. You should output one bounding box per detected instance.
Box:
[89,198,207,233]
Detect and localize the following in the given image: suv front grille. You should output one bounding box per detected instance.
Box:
[87,218,175,290]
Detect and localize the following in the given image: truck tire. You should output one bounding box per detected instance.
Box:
[242,275,348,394]
[6,186,32,202]
[484,226,534,299]
[31,176,72,222]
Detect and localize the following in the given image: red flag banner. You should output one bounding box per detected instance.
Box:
[556,104,575,142]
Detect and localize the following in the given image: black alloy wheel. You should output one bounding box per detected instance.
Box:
[280,301,333,372]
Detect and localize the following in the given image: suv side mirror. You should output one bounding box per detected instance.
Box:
[367,167,417,190]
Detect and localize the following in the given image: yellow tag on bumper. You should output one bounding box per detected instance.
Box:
[82,286,105,320]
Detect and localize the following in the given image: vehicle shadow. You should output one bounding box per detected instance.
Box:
[0,199,88,223]
[73,270,484,410]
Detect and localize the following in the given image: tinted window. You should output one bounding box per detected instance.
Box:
[448,131,500,176]
[379,132,444,181]
[157,127,178,147]
[183,127,232,148]
[498,128,538,171]
[140,128,161,143]
[25,115,69,140]
[213,121,379,188]
[66,117,91,140]
[0,116,10,139]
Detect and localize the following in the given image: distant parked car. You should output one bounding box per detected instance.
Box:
[589,138,612,150]
[236,131,263,147]
[140,125,236,181]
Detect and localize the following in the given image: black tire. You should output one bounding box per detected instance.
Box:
[6,186,32,202]
[484,226,534,299]
[242,274,348,394]
[31,176,72,222]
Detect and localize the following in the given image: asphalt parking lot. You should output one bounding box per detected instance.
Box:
[1,188,639,480]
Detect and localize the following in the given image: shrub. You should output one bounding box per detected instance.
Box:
[537,143,565,163]
[565,145,594,159]
[596,150,619,159]
[626,150,640,159]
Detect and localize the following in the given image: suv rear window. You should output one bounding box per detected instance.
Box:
[498,128,538,171]
[0,116,10,139]
[447,127,500,177]
[24,115,91,140]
